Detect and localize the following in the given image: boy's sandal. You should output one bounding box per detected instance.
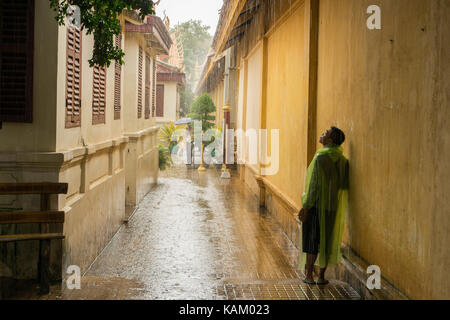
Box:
[303,279,317,285]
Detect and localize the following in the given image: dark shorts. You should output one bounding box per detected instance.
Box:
[302,207,320,254]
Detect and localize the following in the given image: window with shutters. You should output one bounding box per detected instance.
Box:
[65,26,82,128]
[156,84,164,118]
[92,64,106,125]
[114,33,122,120]
[137,46,143,118]
[0,0,34,123]
[144,54,151,119]
[152,60,156,117]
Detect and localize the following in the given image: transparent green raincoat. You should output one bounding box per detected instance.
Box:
[298,145,349,269]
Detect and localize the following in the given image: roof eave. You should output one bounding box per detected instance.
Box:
[124,15,172,55]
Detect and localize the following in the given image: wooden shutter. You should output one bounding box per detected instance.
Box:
[65,26,82,128]
[137,46,143,118]
[156,84,164,117]
[114,33,122,120]
[152,59,156,117]
[92,64,106,125]
[0,0,34,123]
[144,54,151,119]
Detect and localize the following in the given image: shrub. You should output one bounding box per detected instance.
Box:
[158,144,172,171]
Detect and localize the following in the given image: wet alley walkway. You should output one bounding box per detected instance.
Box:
[49,166,360,300]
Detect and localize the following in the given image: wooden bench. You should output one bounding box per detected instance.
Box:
[0,182,68,294]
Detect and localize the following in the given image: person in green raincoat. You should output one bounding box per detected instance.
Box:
[298,127,349,285]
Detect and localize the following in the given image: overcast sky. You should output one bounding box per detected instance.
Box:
[155,0,223,34]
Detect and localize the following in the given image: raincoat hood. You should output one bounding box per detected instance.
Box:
[317,145,344,163]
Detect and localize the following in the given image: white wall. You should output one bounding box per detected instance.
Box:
[155,81,178,123]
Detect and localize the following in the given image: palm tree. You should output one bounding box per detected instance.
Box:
[159,122,186,152]
[158,122,186,170]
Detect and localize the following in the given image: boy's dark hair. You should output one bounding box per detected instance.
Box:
[330,127,346,146]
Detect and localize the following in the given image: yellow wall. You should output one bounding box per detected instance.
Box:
[264,3,308,208]
[61,142,127,273]
[122,31,159,209]
[231,0,450,299]
[316,0,450,299]
[56,18,130,152]
[123,32,157,134]
[0,1,58,152]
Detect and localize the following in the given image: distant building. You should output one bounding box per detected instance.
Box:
[155,15,186,125]
[155,60,186,124]
[164,27,185,72]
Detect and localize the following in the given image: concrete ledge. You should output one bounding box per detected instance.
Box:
[0,136,131,167]
[0,152,66,168]
[124,126,159,141]
[334,245,409,300]
[261,176,300,214]
[264,185,300,249]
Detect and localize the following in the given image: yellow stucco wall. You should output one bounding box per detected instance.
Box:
[55,24,125,152]
[122,32,159,208]
[62,143,126,273]
[200,0,449,299]
[0,1,58,152]
[264,3,308,208]
[123,32,157,134]
[316,0,450,299]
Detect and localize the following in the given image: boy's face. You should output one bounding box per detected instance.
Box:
[320,129,333,146]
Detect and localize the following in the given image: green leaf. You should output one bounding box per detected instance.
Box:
[48,0,155,67]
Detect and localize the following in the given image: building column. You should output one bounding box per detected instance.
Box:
[222,46,237,176]
[305,0,320,164]
[239,58,249,182]
[257,36,268,207]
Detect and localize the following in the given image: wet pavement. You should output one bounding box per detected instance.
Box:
[43,166,360,300]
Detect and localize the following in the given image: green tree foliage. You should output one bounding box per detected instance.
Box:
[158,122,186,170]
[49,0,155,67]
[158,122,185,150]
[172,20,212,88]
[158,144,172,171]
[188,94,216,132]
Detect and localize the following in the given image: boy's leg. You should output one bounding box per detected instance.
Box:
[318,267,329,284]
[302,207,319,283]
[305,253,317,282]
